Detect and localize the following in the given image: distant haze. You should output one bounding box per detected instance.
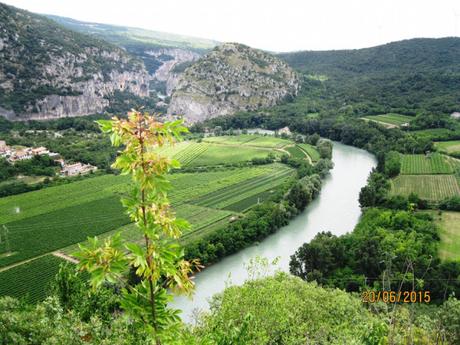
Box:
[2,0,459,52]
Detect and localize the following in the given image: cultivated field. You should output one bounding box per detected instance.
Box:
[203,135,291,148]
[434,141,460,155]
[298,144,321,162]
[391,175,460,201]
[400,154,453,175]
[363,114,414,127]
[0,134,313,301]
[432,211,460,262]
[0,255,65,303]
[285,145,308,159]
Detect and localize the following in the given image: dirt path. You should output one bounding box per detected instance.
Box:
[0,250,79,273]
[52,251,79,264]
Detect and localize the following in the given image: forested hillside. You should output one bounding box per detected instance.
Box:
[279,38,460,114]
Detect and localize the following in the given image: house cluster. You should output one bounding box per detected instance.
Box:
[0,140,59,163]
[57,161,98,177]
[0,140,97,177]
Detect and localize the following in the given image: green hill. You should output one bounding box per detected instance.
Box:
[279,38,460,115]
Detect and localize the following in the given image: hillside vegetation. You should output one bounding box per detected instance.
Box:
[279,38,460,115]
[0,3,149,119]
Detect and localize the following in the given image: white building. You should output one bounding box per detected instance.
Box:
[61,162,97,176]
[278,126,291,136]
[451,112,460,120]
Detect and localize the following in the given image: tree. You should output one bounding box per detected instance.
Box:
[76,111,199,344]
[384,151,401,177]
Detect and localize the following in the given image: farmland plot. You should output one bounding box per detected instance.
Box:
[435,141,460,155]
[400,154,453,174]
[391,175,460,201]
[285,145,308,159]
[298,144,321,162]
[0,196,130,268]
[0,255,65,303]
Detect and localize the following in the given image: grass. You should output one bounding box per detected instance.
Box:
[0,174,129,224]
[0,133,299,300]
[0,255,66,303]
[285,145,308,159]
[391,175,460,201]
[188,145,275,166]
[363,114,414,126]
[0,196,130,268]
[434,141,460,155]
[156,135,290,167]
[400,154,453,175]
[191,166,293,211]
[298,144,321,162]
[432,211,460,261]
[411,128,460,141]
[204,135,291,148]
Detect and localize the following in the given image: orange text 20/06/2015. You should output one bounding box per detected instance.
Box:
[361,290,431,303]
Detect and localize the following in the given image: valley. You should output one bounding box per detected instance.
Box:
[0,1,460,343]
[0,133,324,303]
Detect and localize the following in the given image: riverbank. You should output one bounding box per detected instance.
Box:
[173,142,377,322]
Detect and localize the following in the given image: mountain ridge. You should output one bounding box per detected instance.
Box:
[0,2,150,120]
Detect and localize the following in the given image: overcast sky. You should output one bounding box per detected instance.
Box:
[3,0,460,52]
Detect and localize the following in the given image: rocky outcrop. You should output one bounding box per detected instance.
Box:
[168,43,300,123]
[0,3,150,120]
[146,48,201,96]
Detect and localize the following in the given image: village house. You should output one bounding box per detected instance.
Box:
[10,148,33,162]
[278,126,291,136]
[61,162,97,177]
[31,147,49,155]
[451,112,460,120]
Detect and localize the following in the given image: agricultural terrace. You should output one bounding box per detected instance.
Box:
[363,114,414,127]
[432,211,460,262]
[155,135,320,167]
[0,160,295,299]
[203,135,292,148]
[298,144,321,162]
[0,134,312,300]
[400,153,453,175]
[435,141,460,155]
[0,255,66,303]
[391,175,460,201]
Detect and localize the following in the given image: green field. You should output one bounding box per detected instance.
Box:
[285,145,308,159]
[434,141,460,155]
[298,144,321,162]
[0,255,65,303]
[363,114,414,127]
[0,134,302,301]
[391,175,460,201]
[0,196,130,268]
[400,154,453,175]
[412,128,460,141]
[204,135,291,148]
[432,211,460,261]
[155,135,295,167]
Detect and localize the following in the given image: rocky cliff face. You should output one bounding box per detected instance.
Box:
[0,3,149,120]
[168,43,300,123]
[148,48,201,96]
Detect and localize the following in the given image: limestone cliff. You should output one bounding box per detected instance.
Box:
[168,43,300,123]
[0,3,149,120]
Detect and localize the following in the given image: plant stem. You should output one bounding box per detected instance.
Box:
[138,116,161,345]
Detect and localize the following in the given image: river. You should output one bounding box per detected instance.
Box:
[173,142,377,322]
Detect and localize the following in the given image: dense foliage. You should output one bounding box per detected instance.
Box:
[290,208,460,300]
[76,111,196,344]
[278,38,460,115]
